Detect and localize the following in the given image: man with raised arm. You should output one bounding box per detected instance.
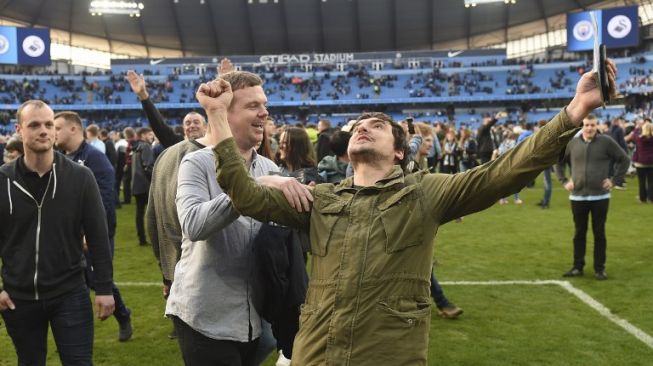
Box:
[204,62,617,365]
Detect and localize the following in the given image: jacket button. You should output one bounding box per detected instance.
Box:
[407,318,415,326]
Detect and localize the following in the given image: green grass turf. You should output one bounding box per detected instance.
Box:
[1,174,652,365]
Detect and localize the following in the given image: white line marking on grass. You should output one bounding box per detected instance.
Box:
[441,279,653,350]
[116,279,653,349]
[557,281,653,350]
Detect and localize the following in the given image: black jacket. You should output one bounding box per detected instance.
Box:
[0,152,113,300]
[141,98,183,149]
[252,224,308,357]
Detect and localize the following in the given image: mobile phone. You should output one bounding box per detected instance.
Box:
[406,117,415,134]
[598,44,610,103]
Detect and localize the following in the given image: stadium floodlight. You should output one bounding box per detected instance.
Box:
[89,1,144,16]
[464,0,516,6]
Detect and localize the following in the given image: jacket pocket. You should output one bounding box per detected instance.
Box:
[376,297,431,345]
[378,185,426,253]
[309,195,347,257]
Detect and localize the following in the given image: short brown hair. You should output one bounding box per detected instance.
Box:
[86,124,100,137]
[219,71,263,92]
[16,100,49,125]
[352,112,409,170]
[123,127,135,139]
[5,136,23,154]
[54,111,83,127]
[136,127,152,138]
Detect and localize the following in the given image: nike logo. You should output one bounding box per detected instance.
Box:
[447,50,464,58]
[150,59,164,65]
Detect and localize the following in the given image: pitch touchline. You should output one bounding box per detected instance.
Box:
[441,280,653,350]
[115,279,653,350]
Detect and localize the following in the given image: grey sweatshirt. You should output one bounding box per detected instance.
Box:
[557,134,630,197]
[165,147,279,342]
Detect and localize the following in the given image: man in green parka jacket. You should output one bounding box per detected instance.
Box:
[199,61,616,366]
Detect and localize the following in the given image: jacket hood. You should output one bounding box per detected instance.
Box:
[1,151,72,215]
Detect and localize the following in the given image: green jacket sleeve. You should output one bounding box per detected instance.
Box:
[423,108,580,224]
[213,138,309,228]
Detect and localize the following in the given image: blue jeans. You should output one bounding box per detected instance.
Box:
[1,286,94,366]
[542,167,552,205]
[430,272,451,309]
[253,320,276,365]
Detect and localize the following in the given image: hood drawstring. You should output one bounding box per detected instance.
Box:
[6,177,12,215]
[51,163,57,199]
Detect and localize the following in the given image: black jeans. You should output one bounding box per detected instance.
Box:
[122,165,132,204]
[1,286,94,366]
[172,316,259,366]
[134,193,148,245]
[636,167,653,203]
[571,199,610,273]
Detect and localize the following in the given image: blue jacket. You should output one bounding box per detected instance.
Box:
[67,141,116,238]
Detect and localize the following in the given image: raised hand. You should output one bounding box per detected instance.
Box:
[196,79,233,112]
[566,59,617,124]
[217,58,235,76]
[126,70,149,100]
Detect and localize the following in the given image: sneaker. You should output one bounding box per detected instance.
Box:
[437,305,463,319]
[514,199,523,204]
[276,351,291,366]
[499,198,507,205]
[168,328,178,340]
[118,318,133,342]
[613,185,626,190]
[562,268,583,277]
[595,271,608,280]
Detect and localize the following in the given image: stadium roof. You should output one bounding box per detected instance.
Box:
[0,0,613,57]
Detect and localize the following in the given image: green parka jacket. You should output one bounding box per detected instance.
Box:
[214,108,579,366]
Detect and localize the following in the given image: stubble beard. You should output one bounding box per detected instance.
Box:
[349,146,384,166]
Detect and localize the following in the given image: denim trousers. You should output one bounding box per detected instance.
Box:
[430,272,451,309]
[1,286,94,366]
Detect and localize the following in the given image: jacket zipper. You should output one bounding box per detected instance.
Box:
[12,173,53,300]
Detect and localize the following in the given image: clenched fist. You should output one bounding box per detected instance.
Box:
[196,79,233,112]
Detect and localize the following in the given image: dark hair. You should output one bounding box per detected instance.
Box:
[54,111,83,128]
[5,136,23,154]
[277,127,316,171]
[352,112,409,170]
[329,131,351,157]
[136,127,152,138]
[257,128,274,160]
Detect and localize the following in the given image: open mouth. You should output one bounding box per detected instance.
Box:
[251,121,264,131]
